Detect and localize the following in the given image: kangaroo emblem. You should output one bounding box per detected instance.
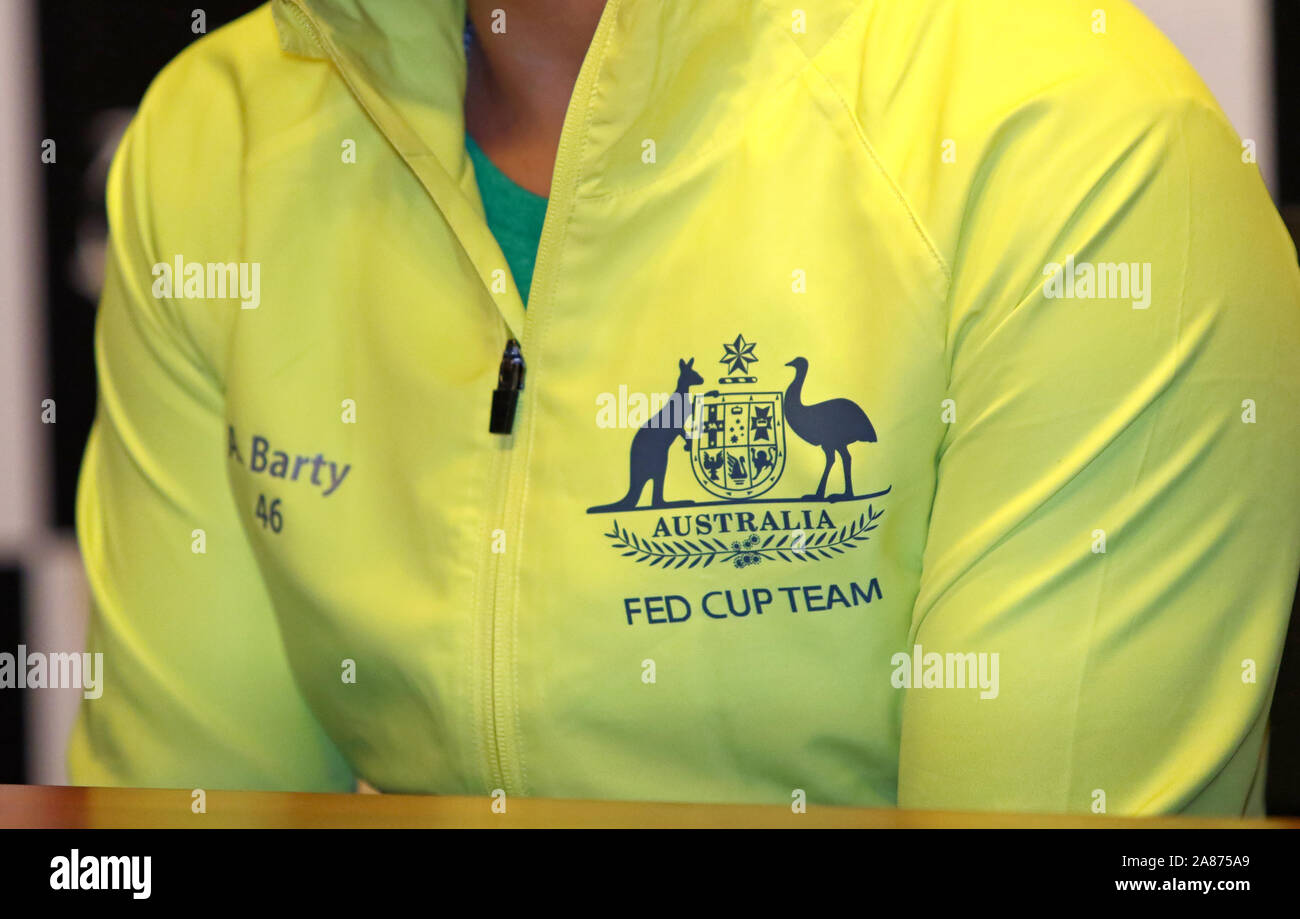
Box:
[587,358,717,511]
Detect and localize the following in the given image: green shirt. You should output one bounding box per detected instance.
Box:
[466,133,548,305]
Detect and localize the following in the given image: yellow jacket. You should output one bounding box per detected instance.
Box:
[70,0,1300,815]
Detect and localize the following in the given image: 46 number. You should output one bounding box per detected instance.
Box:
[255,495,283,533]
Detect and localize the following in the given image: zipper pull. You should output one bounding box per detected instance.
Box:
[489,338,526,434]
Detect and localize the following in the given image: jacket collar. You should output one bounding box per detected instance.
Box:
[269,0,865,336]
[272,0,469,167]
[274,0,535,335]
[271,0,865,198]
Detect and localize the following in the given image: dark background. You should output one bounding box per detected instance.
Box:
[8,1,1299,814]
[38,1,265,529]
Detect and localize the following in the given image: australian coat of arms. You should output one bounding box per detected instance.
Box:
[587,334,890,569]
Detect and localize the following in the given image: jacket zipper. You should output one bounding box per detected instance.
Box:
[479,0,621,795]
[279,0,619,796]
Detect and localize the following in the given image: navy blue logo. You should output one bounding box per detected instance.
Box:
[588,334,889,568]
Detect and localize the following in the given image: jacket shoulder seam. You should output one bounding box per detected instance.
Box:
[804,54,953,286]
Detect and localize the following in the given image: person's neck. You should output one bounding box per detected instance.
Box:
[464,1,607,196]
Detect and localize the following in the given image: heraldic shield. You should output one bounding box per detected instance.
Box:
[689,391,787,499]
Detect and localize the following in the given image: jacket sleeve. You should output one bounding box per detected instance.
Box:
[67,73,355,792]
[897,92,1300,815]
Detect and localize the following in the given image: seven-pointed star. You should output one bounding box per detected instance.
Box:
[720,334,758,375]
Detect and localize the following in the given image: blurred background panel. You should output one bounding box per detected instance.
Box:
[0,1,1296,812]
[4,0,263,786]
[1138,0,1278,191]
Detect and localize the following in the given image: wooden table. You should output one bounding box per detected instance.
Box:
[2,784,1297,828]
